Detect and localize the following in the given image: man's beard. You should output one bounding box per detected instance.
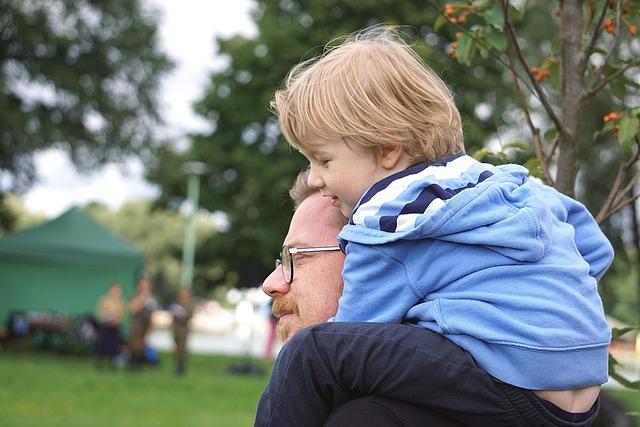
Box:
[272,297,299,341]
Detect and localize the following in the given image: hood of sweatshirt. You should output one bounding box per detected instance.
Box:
[338,153,553,263]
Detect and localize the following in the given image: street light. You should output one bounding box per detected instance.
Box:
[180,161,208,288]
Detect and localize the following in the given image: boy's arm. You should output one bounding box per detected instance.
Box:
[561,193,614,280]
[332,242,421,323]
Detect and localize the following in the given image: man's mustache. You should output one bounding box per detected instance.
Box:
[272,297,299,318]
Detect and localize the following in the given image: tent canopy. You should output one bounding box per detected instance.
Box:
[0,207,143,324]
[0,207,143,266]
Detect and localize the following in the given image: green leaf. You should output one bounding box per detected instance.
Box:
[456,34,474,65]
[612,326,640,339]
[503,140,530,151]
[544,127,557,141]
[630,107,640,118]
[434,15,448,33]
[523,157,542,179]
[623,77,640,90]
[470,0,492,9]
[472,147,491,161]
[485,30,507,52]
[481,5,504,28]
[546,60,561,93]
[617,117,639,153]
[610,78,627,101]
[508,4,524,21]
[478,45,489,59]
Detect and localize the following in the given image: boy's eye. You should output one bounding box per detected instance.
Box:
[318,159,329,166]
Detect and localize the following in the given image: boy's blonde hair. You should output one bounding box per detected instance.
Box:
[272,26,464,163]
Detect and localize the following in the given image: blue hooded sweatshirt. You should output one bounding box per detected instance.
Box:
[334,153,613,390]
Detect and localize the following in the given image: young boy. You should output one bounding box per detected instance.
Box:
[262,27,612,426]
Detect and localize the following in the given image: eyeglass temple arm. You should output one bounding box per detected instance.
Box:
[289,246,341,255]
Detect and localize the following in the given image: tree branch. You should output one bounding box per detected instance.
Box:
[596,138,640,224]
[580,0,610,73]
[583,59,640,102]
[506,42,554,185]
[594,1,624,83]
[603,194,640,224]
[501,1,564,135]
[616,170,640,204]
[545,137,560,164]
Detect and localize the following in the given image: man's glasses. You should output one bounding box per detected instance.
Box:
[275,245,341,284]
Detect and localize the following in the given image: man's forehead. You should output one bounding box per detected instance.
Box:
[284,194,342,247]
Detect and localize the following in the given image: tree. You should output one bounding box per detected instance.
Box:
[147,0,516,288]
[0,0,172,229]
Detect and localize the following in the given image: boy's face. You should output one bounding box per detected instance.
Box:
[303,135,388,218]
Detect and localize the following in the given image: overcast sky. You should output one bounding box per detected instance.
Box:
[23,0,257,217]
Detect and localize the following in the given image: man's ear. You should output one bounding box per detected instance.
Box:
[380,144,405,170]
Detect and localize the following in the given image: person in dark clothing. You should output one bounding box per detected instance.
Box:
[170,286,195,376]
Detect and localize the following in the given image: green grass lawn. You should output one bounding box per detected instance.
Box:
[0,349,272,427]
[1,348,639,426]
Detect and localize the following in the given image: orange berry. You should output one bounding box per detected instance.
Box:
[455,31,463,40]
[449,50,457,59]
[458,15,467,24]
[555,9,561,17]
[451,41,458,49]
[630,25,638,36]
[531,66,539,73]
[604,116,610,123]
[610,112,618,121]
[444,4,455,17]
[604,19,613,28]
[450,17,458,24]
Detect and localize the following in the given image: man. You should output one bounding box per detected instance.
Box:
[259,171,465,426]
[170,286,195,376]
[128,278,157,371]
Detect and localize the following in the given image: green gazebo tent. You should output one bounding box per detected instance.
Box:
[0,207,143,325]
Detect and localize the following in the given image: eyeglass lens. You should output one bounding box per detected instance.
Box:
[281,246,293,284]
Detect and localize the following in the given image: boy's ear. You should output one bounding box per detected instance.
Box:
[380,144,405,170]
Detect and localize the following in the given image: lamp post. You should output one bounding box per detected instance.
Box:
[180,161,207,288]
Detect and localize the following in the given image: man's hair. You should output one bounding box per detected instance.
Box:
[289,168,315,209]
[289,168,348,227]
[272,26,464,163]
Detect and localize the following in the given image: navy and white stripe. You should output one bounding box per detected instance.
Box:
[351,154,494,233]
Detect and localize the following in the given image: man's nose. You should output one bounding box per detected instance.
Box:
[307,165,324,189]
[262,266,290,298]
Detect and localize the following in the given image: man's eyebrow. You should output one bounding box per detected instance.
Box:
[284,240,307,248]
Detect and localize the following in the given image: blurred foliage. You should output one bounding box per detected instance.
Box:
[0,0,172,229]
[84,201,221,304]
[0,194,45,235]
[147,0,514,288]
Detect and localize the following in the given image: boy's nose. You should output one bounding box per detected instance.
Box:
[307,165,324,189]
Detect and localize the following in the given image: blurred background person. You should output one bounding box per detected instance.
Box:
[128,278,157,371]
[170,286,195,376]
[94,283,126,370]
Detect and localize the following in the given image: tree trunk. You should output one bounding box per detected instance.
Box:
[632,198,640,324]
[556,0,584,197]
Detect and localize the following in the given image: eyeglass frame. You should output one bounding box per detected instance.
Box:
[275,245,341,284]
